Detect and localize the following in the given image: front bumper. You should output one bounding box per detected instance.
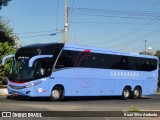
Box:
[8,85,33,97]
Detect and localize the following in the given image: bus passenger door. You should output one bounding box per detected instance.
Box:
[34,61,51,96]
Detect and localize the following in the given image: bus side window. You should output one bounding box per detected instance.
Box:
[45,61,54,76]
[55,50,74,69]
[55,52,65,68]
[78,56,91,68]
[34,61,46,78]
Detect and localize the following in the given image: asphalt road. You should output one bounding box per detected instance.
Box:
[0,95,160,120]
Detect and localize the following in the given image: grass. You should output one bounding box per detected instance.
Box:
[157,91,160,94]
[128,105,139,112]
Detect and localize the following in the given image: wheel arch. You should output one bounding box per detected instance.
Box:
[53,84,64,90]
[123,85,132,92]
[52,84,65,95]
[134,85,142,90]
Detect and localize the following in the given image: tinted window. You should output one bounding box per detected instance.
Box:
[55,50,74,68]
[128,57,157,71]
[34,60,54,79]
[56,50,92,68]
[55,50,157,71]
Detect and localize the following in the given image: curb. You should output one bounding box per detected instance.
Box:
[0,88,8,96]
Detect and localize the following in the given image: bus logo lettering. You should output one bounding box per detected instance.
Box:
[111,71,139,78]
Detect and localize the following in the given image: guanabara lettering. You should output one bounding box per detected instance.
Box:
[111,71,139,77]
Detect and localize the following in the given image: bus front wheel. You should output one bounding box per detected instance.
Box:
[122,87,131,100]
[50,86,64,101]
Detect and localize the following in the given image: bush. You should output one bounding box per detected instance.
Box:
[0,42,16,83]
[0,81,2,86]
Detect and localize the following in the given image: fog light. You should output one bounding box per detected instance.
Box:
[26,91,31,94]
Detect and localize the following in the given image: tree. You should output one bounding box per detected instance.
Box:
[0,42,15,83]
[0,17,20,47]
[0,0,12,9]
[139,51,153,55]
[155,50,160,58]
[0,17,19,84]
[0,17,14,45]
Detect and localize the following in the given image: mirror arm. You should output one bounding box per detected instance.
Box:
[29,55,53,67]
[2,54,15,66]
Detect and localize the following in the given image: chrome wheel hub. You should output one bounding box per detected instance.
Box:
[52,90,60,99]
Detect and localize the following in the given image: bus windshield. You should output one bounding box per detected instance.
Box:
[9,57,55,82]
[9,58,34,82]
[7,43,64,82]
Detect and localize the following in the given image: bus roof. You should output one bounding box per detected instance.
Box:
[16,43,64,55]
[16,43,158,60]
[19,43,64,50]
[64,44,158,60]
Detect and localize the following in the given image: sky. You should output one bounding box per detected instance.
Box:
[1,0,160,53]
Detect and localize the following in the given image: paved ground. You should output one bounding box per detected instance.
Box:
[0,95,160,120]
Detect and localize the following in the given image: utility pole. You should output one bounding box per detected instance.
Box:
[145,40,147,55]
[64,0,68,44]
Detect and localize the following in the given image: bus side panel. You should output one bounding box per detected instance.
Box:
[51,68,102,96]
[109,71,145,96]
[93,69,116,96]
[50,68,158,97]
[143,81,157,95]
[143,71,158,95]
[30,78,51,97]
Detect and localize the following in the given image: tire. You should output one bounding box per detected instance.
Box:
[132,87,141,99]
[122,87,131,100]
[50,86,64,101]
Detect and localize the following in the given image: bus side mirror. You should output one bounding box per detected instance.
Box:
[1,54,15,66]
[29,55,53,67]
[2,76,8,85]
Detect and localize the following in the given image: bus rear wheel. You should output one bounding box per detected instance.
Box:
[122,87,131,100]
[132,87,141,99]
[50,86,64,101]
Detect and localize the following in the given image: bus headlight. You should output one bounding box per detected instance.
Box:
[24,81,41,88]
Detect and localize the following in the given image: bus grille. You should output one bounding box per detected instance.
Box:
[9,85,25,90]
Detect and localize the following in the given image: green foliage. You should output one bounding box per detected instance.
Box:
[128,105,139,112]
[155,50,160,58]
[139,50,160,57]
[0,0,12,9]
[0,42,15,81]
[139,51,154,55]
[0,17,15,45]
[0,17,17,83]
